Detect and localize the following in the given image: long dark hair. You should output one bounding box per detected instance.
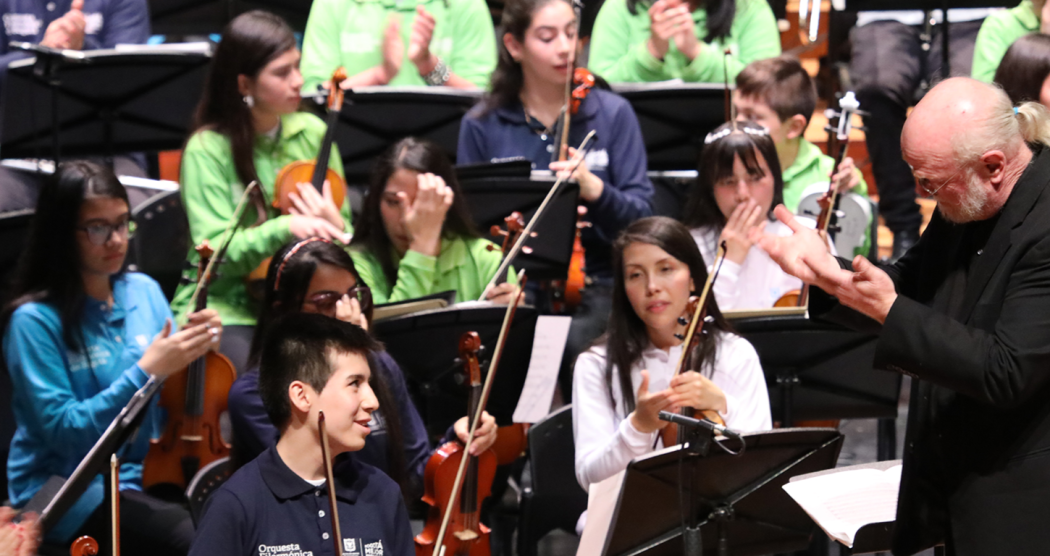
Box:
[189,10,297,208]
[351,137,481,286]
[994,33,1050,105]
[487,0,574,111]
[246,238,407,495]
[683,120,784,230]
[602,216,733,416]
[1,161,129,353]
[627,0,736,43]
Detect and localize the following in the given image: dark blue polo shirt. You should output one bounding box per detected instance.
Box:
[0,0,150,66]
[457,88,654,281]
[189,445,413,556]
[228,351,432,498]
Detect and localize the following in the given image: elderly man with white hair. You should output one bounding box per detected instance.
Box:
[756,76,1050,555]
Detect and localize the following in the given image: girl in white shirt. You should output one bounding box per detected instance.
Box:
[572,216,771,493]
[684,121,814,310]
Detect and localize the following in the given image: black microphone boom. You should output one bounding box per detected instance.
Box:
[658,410,741,440]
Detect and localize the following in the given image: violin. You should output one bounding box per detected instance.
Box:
[659,243,729,448]
[774,92,861,308]
[70,454,120,556]
[143,241,237,491]
[245,68,349,297]
[414,333,499,556]
[419,275,528,556]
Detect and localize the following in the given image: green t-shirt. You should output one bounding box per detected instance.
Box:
[781,138,871,257]
[972,0,1039,83]
[171,112,350,326]
[588,0,781,83]
[300,0,497,90]
[351,235,515,304]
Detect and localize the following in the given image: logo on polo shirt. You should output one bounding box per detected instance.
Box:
[2,13,41,37]
[584,149,609,173]
[257,543,313,556]
[341,538,383,556]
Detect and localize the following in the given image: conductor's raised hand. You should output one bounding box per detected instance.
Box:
[403,172,454,257]
[829,255,897,324]
[138,319,220,379]
[750,205,846,287]
[629,370,675,434]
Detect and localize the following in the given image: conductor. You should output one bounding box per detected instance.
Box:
[756,77,1050,555]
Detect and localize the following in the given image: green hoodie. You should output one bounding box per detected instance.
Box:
[588,0,781,83]
[972,0,1039,83]
[300,0,497,90]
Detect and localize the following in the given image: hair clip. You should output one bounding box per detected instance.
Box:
[703,125,770,145]
[273,237,332,292]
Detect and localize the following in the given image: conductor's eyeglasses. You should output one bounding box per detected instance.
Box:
[917,167,965,198]
[77,217,135,245]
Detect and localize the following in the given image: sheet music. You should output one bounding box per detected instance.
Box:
[512,315,571,423]
[576,470,626,556]
[782,462,902,547]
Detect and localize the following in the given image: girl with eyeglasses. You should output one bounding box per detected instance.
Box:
[351,137,518,305]
[227,237,498,499]
[1,161,223,555]
[683,121,818,310]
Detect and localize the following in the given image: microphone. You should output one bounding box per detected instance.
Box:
[659,411,742,440]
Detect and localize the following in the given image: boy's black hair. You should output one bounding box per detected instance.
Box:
[258,313,382,429]
[735,55,817,128]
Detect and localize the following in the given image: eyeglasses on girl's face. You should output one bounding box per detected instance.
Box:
[77,217,135,246]
[304,285,373,316]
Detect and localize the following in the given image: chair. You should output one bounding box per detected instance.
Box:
[517,405,587,556]
[128,190,189,301]
[185,456,233,525]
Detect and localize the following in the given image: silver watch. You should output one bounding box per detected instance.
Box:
[423,59,450,86]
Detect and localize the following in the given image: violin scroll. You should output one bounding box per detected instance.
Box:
[70,536,99,556]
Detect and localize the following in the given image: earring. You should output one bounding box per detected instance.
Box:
[243,95,254,108]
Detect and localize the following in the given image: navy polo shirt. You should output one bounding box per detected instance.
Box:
[190,446,413,556]
[457,88,654,281]
[0,0,150,66]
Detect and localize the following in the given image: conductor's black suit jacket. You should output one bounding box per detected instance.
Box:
[823,148,1050,556]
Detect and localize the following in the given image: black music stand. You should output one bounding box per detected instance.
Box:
[460,176,580,281]
[332,87,482,183]
[611,83,726,172]
[149,0,312,34]
[1,48,211,160]
[601,428,843,556]
[371,305,537,437]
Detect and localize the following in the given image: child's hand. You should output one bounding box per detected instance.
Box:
[719,199,765,265]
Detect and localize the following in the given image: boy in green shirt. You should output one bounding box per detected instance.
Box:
[972,0,1043,83]
[733,56,872,256]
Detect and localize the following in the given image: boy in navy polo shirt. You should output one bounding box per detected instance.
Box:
[189,314,413,556]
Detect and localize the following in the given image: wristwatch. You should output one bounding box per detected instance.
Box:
[423,59,451,86]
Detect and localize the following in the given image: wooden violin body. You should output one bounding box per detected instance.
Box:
[415,440,497,556]
[143,242,237,491]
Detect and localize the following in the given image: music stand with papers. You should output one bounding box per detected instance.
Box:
[612,83,726,172]
[1,47,211,160]
[460,175,580,281]
[371,304,538,437]
[331,87,482,183]
[601,428,843,556]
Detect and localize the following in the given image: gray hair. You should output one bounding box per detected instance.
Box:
[952,83,1050,162]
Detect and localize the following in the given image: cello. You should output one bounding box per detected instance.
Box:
[417,273,528,556]
[245,68,349,296]
[659,242,730,448]
[142,241,237,491]
[414,333,498,556]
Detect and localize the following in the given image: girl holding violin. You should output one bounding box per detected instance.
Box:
[683,121,821,310]
[351,137,518,304]
[226,237,498,498]
[2,161,222,554]
[457,0,654,400]
[587,0,780,83]
[171,10,351,373]
[572,216,770,493]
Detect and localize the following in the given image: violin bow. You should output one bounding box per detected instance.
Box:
[478,131,596,301]
[435,270,528,556]
[674,241,727,373]
[110,455,120,556]
[556,0,586,163]
[318,412,343,556]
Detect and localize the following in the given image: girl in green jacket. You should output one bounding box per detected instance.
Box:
[350,137,517,304]
[171,10,352,373]
[588,0,780,83]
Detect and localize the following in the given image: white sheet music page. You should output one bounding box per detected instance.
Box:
[513,315,571,423]
[782,462,903,548]
[576,470,626,556]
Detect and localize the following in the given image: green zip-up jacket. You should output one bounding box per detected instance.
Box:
[300,0,497,90]
[588,0,780,83]
[351,236,515,304]
[972,0,1038,83]
[171,112,350,326]
[782,138,871,257]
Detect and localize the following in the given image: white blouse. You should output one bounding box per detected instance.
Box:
[691,219,817,311]
[571,333,772,492]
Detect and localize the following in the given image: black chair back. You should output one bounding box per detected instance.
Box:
[127,190,189,301]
